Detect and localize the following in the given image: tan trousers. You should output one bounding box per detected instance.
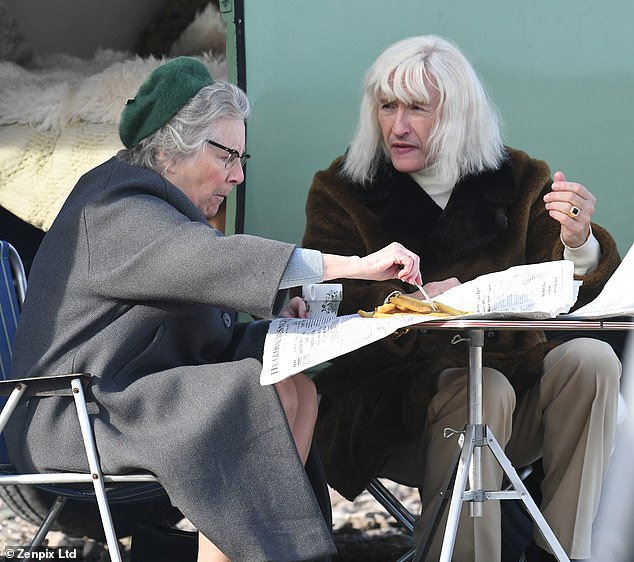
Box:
[384,338,621,561]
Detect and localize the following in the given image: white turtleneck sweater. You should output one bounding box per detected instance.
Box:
[409,168,601,276]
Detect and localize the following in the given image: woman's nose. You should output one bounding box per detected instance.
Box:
[228,163,245,184]
[393,107,411,135]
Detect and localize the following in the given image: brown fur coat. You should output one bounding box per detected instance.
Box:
[301,147,621,499]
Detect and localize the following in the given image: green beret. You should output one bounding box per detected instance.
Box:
[119,56,214,149]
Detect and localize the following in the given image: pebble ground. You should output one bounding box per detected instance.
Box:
[0,480,421,561]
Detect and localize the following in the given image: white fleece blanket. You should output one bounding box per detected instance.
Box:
[0,2,227,230]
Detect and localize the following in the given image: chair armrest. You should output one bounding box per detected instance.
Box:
[0,373,92,397]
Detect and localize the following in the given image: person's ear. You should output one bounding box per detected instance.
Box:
[159,152,174,175]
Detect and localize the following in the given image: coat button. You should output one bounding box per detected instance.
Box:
[222,312,232,328]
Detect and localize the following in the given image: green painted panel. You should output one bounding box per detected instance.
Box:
[240,0,634,256]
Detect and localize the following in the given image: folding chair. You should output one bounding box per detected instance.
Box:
[0,240,172,562]
[366,477,417,562]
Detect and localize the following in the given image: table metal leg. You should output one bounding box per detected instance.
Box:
[412,329,570,562]
[438,425,477,562]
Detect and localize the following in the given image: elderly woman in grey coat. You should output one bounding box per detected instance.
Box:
[6,57,423,562]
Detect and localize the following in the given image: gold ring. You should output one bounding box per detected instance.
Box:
[567,205,580,219]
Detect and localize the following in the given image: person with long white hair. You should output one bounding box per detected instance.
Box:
[301,35,622,562]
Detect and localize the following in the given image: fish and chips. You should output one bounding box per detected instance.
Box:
[358,293,469,318]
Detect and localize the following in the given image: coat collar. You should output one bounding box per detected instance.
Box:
[350,154,520,264]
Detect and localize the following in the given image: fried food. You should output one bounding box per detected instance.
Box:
[391,294,436,313]
[357,309,375,318]
[376,302,398,314]
[358,293,469,318]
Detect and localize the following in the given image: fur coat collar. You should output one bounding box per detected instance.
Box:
[349,153,519,267]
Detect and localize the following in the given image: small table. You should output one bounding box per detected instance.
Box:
[408,318,632,562]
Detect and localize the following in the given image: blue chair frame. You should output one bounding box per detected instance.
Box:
[0,241,167,561]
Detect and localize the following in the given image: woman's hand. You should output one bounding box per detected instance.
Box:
[322,242,422,285]
[543,171,594,248]
[278,296,308,319]
[410,277,461,299]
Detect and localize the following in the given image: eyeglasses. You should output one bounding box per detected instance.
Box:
[206,140,251,169]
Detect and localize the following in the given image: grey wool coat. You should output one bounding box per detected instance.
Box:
[7,157,336,561]
[301,147,621,500]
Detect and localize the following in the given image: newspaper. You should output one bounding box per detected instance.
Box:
[436,260,577,319]
[564,242,634,318]
[260,259,583,385]
[261,313,426,384]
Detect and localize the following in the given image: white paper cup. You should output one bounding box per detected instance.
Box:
[302,283,343,318]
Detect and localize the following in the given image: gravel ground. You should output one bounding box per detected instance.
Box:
[329,480,420,561]
[0,480,421,561]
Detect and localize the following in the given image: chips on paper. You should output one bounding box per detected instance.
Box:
[358,293,469,318]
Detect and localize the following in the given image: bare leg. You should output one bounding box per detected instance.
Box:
[274,373,319,465]
[197,532,230,562]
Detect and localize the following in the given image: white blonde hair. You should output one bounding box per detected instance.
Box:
[343,35,505,186]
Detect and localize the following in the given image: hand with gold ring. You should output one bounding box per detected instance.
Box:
[543,170,594,248]
[567,205,581,219]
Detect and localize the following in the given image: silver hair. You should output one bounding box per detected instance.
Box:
[343,35,505,187]
[117,81,250,175]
